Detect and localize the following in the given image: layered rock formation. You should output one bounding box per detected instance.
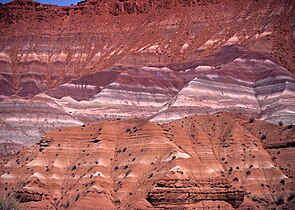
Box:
[0,1,294,209]
[0,0,294,101]
[0,114,294,209]
[1,45,294,150]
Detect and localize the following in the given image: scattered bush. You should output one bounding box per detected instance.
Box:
[148,173,153,179]
[279,121,283,126]
[261,134,266,140]
[63,201,70,209]
[287,193,295,201]
[275,197,284,205]
[228,167,233,175]
[75,194,80,202]
[249,117,255,123]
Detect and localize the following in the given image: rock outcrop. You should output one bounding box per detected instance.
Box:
[0,114,294,209]
[1,45,294,150]
[0,0,294,100]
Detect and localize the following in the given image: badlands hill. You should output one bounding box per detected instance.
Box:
[0,44,294,152]
[0,0,294,209]
[0,0,294,98]
[0,113,294,209]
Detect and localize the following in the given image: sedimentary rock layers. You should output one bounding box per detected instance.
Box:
[0,114,293,209]
[0,45,294,148]
[0,96,83,146]
[0,0,294,100]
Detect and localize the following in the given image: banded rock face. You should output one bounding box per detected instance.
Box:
[1,45,294,149]
[0,114,294,209]
[0,0,294,100]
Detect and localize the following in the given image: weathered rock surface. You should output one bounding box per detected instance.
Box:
[0,0,294,100]
[1,45,294,150]
[0,114,294,209]
[0,1,294,209]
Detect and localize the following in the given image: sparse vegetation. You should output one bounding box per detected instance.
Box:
[75,194,80,202]
[249,117,255,123]
[148,173,153,178]
[63,201,70,209]
[261,134,266,140]
[275,197,284,205]
[0,194,23,210]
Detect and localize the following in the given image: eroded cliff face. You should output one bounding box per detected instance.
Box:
[1,45,294,150]
[0,2,294,208]
[0,114,294,209]
[0,0,294,99]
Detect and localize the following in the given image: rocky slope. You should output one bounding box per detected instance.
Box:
[0,0,294,100]
[1,45,294,150]
[0,1,294,209]
[0,114,294,209]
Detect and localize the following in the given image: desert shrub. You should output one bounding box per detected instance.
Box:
[75,194,80,202]
[63,201,70,209]
[275,197,284,205]
[279,121,283,126]
[148,173,153,179]
[287,193,295,201]
[261,134,266,140]
[249,117,255,123]
[0,194,22,210]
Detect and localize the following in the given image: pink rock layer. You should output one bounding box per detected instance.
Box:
[0,45,294,149]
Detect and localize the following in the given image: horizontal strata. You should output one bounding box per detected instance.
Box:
[0,0,294,101]
[0,45,294,147]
